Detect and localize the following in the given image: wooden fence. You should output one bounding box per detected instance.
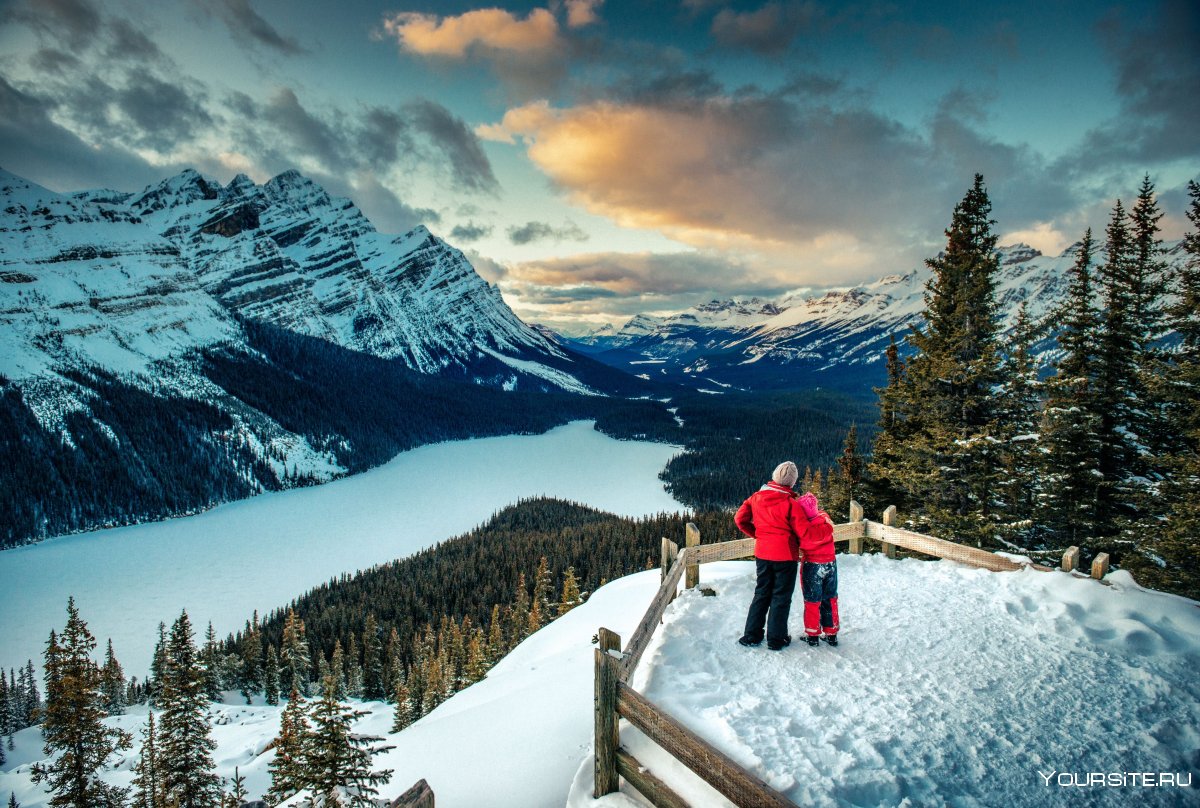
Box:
[594,500,1103,807]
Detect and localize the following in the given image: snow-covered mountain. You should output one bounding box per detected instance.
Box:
[0,167,642,547]
[0,166,603,389]
[565,241,1189,394]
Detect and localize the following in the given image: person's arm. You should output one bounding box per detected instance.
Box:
[735,498,755,537]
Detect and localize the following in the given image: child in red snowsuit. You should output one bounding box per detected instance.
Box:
[796,492,839,647]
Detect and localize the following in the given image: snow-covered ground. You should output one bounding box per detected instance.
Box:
[0,421,683,676]
[4,554,1197,807]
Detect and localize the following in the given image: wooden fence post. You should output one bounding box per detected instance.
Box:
[594,628,622,797]
[660,537,671,582]
[1062,546,1079,572]
[685,523,700,589]
[849,500,864,555]
[1091,552,1110,580]
[881,506,897,559]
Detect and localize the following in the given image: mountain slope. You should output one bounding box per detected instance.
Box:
[0,167,648,546]
[565,241,1189,394]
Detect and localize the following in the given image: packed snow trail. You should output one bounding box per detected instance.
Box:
[4,555,1197,807]
[570,556,1200,807]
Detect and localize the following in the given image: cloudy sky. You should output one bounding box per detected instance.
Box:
[1,0,1196,331]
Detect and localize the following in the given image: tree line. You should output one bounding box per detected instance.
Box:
[859,174,1198,598]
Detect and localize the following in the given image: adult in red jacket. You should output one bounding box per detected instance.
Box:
[734,461,829,650]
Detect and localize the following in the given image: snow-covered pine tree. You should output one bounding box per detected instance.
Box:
[23,660,40,727]
[868,334,911,512]
[530,556,553,633]
[201,623,221,702]
[302,674,394,807]
[280,608,311,698]
[383,628,401,699]
[486,605,504,664]
[329,640,348,701]
[147,622,167,707]
[993,302,1043,544]
[30,598,132,808]
[130,711,165,808]
[509,573,531,646]
[264,645,281,706]
[898,174,1004,546]
[0,665,10,744]
[1039,230,1103,545]
[464,628,488,685]
[1094,198,1144,533]
[238,615,262,704]
[344,635,363,698]
[361,614,385,701]
[158,610,221,808]
[221,767,247,808]
[1145,179,1200,592]
[267,686,310,805]
[99,639,126,717]
[558,566,583,616]
[390,669,413,733]
[7,792,16,808]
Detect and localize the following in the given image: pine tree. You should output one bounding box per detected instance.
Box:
[0,664,10,743]
[361,614,385,701]
[837,424,864,510]
[221,767,247,808]
[464,629,488,685]
[486,605,505,663]
[31,598,132,808]
[558,567,583,616]
[7,793,16,808]
[99,639,126,717]
[383,628,402,699]
[263,645,281,706]
[1039,230,1102,544]
[993,302,1043,543]
[529,557,553,633]
[200,623,222,702]
[238,615,262,704]
[280,609,311,698]
[267,686,310,805]
[22,658,41,727]
[302,674,394,807]
[158,610,221,808]
[344,635,363,698]
[886,174,1004,544]
[1145,179,1200,591]
[390,669,413,733]
[147,623,167,707]
[130,711,165,808]
[329,640,348,701]
[508,573,530,646]
[1094,199,1142,532]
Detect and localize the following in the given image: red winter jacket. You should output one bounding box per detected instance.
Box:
[734,482,834,562]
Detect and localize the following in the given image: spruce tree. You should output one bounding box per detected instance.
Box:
[1146,179,1200,592]
[99,639,126,717]
[486,605,505,663]
[1039,230,1103,544]
[361,614,385,701]
[147,623,167,707]
[267,687,309,805]
[344,635,363,698]
[222,767,247,808]
[390,670,413,733]
[530,557,553,633]
[263,645,281,706]
[508,573,531,646]
[31,598,132,808]
[302,674,394,807]
[158,610,221,808]
[200,623,222,702]
[558,567,583,616]
[280,609,311,698]
[130,711,165,808]
[895,174,1004,544]
[837,424,864,510]
[329,640,348,701]
[993,302,1043,543]
[1094,199,1141,531]
[238,615,262,704]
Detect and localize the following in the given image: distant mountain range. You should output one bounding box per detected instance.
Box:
[0,167,642,546]
[559,240,1188,394]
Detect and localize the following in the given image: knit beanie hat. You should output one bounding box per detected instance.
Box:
[772,461,799,488]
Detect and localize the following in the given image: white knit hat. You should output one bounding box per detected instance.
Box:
[772,461,799,487]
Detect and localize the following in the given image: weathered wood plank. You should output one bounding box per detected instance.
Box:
[391,778,435,808]
[862,522,1024,572]
[832,522,862,544]
[848,500,864,555]
[1062,546,1080,572]
[661,537,671,582]
[1091,552,1110,580]
[617,684,793,808]
[621,553,687,679]
[685,523,701,589]
[693,538,755,563]
[881,506,898,559]
[594,629,622,797]
[617,748,691,808]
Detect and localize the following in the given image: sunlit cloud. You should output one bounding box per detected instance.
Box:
[564,0,604,28]
[379,8,561,57]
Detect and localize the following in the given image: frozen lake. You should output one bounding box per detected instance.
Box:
[0,421,684,675]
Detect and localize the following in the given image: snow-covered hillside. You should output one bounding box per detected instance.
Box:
[5,554,1196,807]
[565,240,1190,393]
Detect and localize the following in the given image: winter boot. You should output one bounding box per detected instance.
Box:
[821,634,838,647]
[805,636,820,647]
[767,634,791,651]
[738,635,762,647]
